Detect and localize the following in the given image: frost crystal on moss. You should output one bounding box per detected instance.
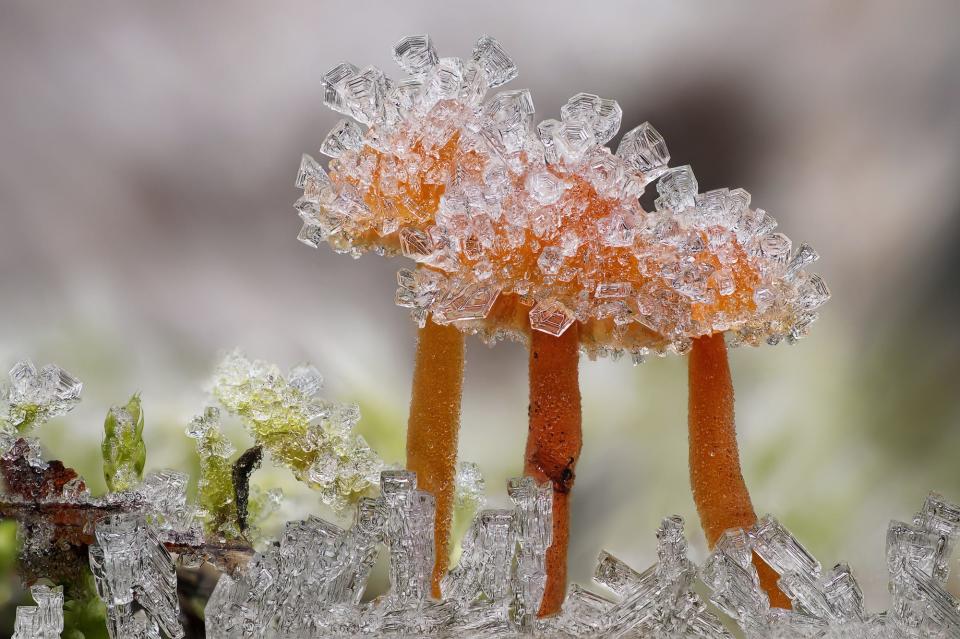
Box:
[1,360,82,450]
[185,406,240,537]
[211,351,383,513]
[102,393,147,492]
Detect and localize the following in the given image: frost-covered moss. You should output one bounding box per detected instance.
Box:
[101,393,146,492]
[185,406,239,537]
[211,351,383,513]
[1,361,82,448]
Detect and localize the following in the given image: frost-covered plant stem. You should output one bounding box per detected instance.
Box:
[405,319,465,596]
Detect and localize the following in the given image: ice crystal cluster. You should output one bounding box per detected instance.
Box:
[200,486,960,638]
[0,360,82,447]
[135,468,201,541]
[207,350,384,513]
[0,354,383,542]
[543,493,960,638]
[542,516,731,638]
[11,445,959,639]
[12,584,63,639]
[702,492,960,638]
[184,406,243,536]
[89,514,184,639]
[204,471,553,638]
[294,35,829,357]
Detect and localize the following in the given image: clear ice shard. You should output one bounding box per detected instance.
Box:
[135,469,202,544]
[296,34,830,356]
[380,469,436,602]
[321,119,364,158]
[616,121,670,181]
[529,298,576,336]
[508,476,553,629]
[543,516,731,638]
[472,35,517,88]
[89,514,184,639]
[12,584,63,639]
[751,514,821,578]
[560,93,622,145]
[393,35,439,77]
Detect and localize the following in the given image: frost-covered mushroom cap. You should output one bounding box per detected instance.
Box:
[294,35,829,359]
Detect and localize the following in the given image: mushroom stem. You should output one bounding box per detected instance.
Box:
[406,319,465,598]
[688,333,791,608]
[525,324,582,617]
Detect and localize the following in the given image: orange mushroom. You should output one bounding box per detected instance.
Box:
[295,34,829,612]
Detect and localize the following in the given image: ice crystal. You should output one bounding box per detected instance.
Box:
[454,460,486,511]
[205,470,554,637]
[11,462,958,639]
[1,437,89,503]
[200,484,960,638]
[700,492,960,638]
[89,513,183,639]
[102,393,146,492]
[295,34,828,358]
[135,469,202,543]
[12,584,63,639]
[542,516,730,638]
[211,351,383,513]
[1,360,82,450]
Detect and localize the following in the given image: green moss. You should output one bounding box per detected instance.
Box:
[14,405,40,433]
[0,520,18,614]
[210,351,383,514]
[100,393,146,492]
[61,571,108,639]
[186,407,240,538]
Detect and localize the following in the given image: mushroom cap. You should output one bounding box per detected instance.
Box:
[295,35,829,360]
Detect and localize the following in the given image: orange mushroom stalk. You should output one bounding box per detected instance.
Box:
[526,323,582,615]
[689,332,791,608]
[405,319,465,595]
[295,33,829,612]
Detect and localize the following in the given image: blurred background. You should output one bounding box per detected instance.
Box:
[1,0,959,634]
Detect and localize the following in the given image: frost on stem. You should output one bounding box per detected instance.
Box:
[185,406,242,538]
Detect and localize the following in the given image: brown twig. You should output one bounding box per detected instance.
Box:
[0,499,254,574]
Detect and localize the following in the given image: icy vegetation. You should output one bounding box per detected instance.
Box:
[1,357,958,637]
[1,361,82,447]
